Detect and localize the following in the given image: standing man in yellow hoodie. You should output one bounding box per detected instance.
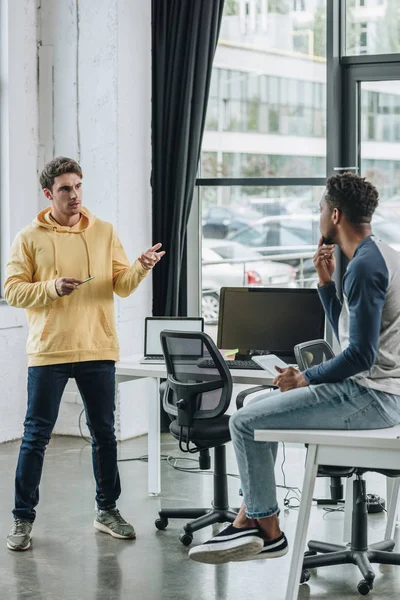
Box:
[4,156,165,551]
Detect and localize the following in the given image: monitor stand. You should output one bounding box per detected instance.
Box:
[235,349,296,365]
[235,349,255,361]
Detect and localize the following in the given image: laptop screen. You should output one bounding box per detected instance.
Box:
[144,318,204,357]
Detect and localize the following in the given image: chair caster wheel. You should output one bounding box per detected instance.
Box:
[155,517,168,531]
[300,570,310,584]
[304,550,317,557]
[357,580,372,596]
[179,532,193,546]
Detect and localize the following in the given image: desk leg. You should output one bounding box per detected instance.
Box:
[385,477,400,540]
[148,377,161,496]
[285,444,318,600]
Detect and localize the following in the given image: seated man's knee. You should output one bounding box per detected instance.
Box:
[229,409,247,435]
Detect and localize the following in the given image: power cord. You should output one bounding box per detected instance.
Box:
[278,442,302,509]
[322,505,345,517]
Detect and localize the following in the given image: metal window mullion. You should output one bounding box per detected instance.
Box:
[195,178,326,187]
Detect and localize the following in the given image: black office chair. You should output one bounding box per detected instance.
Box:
[154,330,237,546]
[296,340,400,596]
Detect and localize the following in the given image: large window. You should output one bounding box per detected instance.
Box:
[192,0,400,333]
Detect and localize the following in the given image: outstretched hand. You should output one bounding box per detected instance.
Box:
[272,366,309,392]
[138,243,166,270]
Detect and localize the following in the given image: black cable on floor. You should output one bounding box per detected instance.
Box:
[78,416,304,510]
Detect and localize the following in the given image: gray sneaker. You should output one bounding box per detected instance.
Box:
[7,519,33,551]
[94,509,136,539]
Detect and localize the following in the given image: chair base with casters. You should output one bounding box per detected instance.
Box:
[155,418,238,546]
[302,474,400,596]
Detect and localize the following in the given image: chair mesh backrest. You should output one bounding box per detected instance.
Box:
[295,340,335,370]
[161,331,232,420]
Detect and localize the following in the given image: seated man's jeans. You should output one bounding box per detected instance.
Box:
[13,361,120,523]
[230,379,400,519]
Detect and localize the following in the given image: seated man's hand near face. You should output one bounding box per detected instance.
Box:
[273,366,309,392]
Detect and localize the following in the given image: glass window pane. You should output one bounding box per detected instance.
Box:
[346,0,400,56]
[361,81,400,247]
[200,185,325,331]
[202,1,327,178]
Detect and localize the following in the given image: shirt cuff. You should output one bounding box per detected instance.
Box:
[47,279,61,301]
[318,281,336,290]
[133,259,150,276]
[302,369,314,384]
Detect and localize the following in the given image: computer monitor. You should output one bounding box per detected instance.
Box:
[217,287,325,362]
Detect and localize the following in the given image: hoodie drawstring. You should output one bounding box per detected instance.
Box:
[51,227,91,278]
[82,232,92,278]
[52,227,59,276]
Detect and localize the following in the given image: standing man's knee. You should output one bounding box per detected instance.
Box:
[22,419,52,450]
[91,424,116,447]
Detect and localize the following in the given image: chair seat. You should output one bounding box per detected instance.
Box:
[169,415,231,448]
[318,465,400,478]
[318,466,356,477]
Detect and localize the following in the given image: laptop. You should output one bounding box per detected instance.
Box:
[139,317,204,364]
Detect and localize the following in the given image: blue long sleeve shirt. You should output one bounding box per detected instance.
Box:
[304,236,400,394]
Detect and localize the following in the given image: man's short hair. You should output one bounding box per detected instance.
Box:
[325,172,379,224]
[39,157,83,191]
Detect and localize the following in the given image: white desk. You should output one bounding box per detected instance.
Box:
[254,426,400,600]
[115,355,274,495]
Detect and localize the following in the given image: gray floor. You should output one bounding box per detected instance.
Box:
[1,434,400,600]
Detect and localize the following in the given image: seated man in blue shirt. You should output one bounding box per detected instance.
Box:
[189,172,400,565]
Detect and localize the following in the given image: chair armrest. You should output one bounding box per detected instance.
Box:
[236,385,275,410]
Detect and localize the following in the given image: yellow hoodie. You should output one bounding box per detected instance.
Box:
[4,207,149,366]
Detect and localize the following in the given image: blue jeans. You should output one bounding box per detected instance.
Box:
[229,379,400,519]
[13,361,120,522]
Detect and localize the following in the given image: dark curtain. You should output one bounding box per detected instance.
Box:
[151,0,224,316]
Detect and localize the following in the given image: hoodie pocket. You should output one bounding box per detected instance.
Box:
[39,308,54,342]
[98,306,113,338]
[35,303,117,353]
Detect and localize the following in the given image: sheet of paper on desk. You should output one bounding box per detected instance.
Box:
[252,355,289,377]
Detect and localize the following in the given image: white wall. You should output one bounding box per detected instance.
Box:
[0,0,153,442]
[38,0,153,439]
[0,0,39,442]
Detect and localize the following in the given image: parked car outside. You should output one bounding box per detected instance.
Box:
[227,210,400,288]
[202,205,262,239]
[227,213,319,286]
[202,239,297,324]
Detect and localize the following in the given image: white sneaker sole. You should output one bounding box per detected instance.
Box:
[188,535,264,564]
[93,520,136,540]
[234,544,289,561]
[7,539,31,551]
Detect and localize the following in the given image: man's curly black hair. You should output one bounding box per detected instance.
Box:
[325,172,379,224]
